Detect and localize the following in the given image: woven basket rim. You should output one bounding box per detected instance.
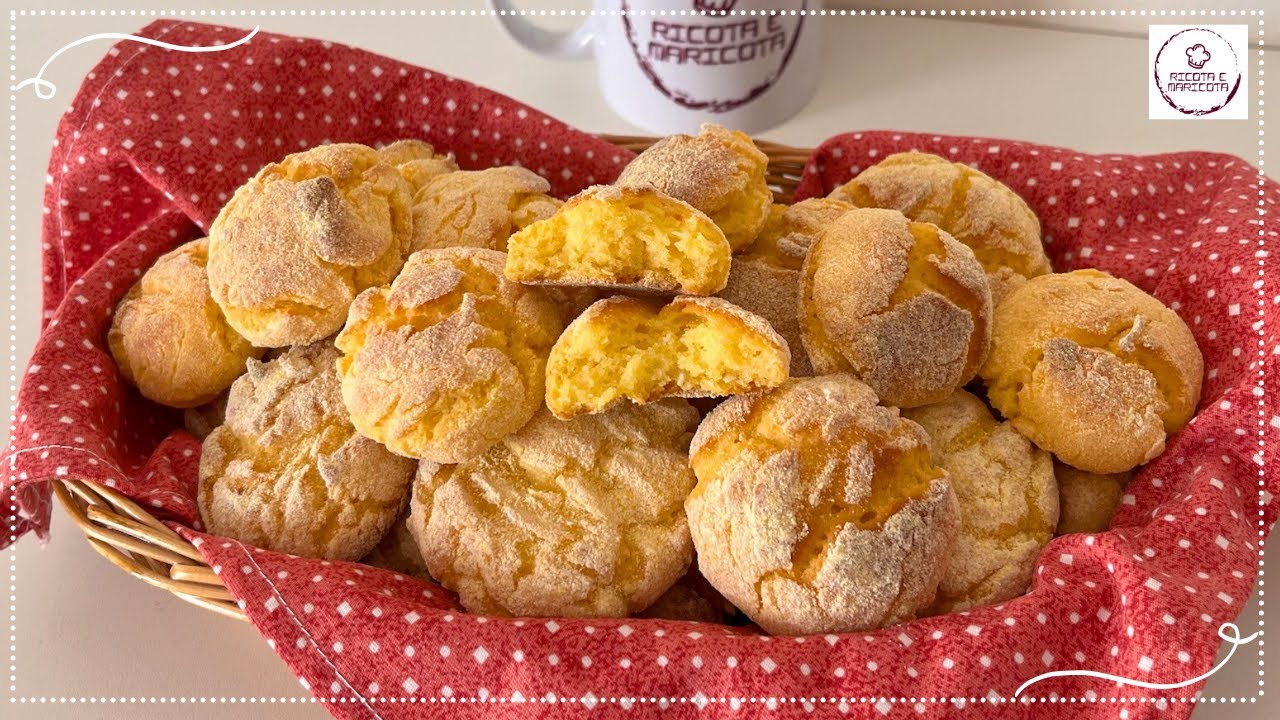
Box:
[52,134,816,622]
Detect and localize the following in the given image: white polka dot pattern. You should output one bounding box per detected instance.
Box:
[2,23,1276,717]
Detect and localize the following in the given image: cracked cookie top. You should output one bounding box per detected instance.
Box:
[979,269,1202,473]
[207,143,415,347]
[799,208,993,408]
[829,151,1050,304]
[408,399,700,618]
[686,374,960,635]
[904,389,1058,614]
[198,343,416,560]
[335,247,563,463]
[109,239,263,408]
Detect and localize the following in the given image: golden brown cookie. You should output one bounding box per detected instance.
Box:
[376,139,459,192]
[408,400,699,617]
[109,239,262,408]
[207,143,414,347]
[409,166,561,252]
[1055,463,1131,535]
[829,152,1050,303]
[362,509,429,578]
[336,247,563,463]
[903,389,1057,613]
[980,270,1203,473]
[618,123,772,251]
[686,374,960,635]
[505,185,731,296]
[639,566,737,624]
[717,198,854,376]
[545,295,790,419]
[198,343,416,560]
[799,208,992,408]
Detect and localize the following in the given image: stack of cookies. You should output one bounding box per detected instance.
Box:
[108,125,1203,636]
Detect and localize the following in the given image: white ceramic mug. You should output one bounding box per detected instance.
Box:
[488,0,822,134]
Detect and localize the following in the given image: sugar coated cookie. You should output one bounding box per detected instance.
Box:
[408,400,699,617]
[800,208,992,408]
[980,269,1203,473]
[409,166,561,252]
[505,184,731,295]
[207,143,414,347]
[903,389,1057,613]
[336,247,563,463]
[717,198,854,376]
[617,123,772,251]
[686,374,960,635]
[829,152,1050,303]
[109,239,262,408]
[545,295,790,419]
[198,343,416,560]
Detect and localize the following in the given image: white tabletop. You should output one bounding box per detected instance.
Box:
[5,6,1275,718]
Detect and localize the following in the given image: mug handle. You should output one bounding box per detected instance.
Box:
[488,1,597,61]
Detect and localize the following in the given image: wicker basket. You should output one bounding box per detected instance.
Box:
[50,134,814,623]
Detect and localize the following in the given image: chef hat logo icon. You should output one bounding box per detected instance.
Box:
[1185,43,1211,69]
[693,0,738,12]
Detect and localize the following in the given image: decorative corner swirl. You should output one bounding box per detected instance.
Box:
[1014,622,1261,697]
[14,25,260,100]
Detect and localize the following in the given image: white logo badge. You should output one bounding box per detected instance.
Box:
[1149,25,1249,120]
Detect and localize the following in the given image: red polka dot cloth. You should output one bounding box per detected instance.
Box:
[2,19,1277,720]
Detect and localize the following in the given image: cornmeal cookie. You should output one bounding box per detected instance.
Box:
[686,375,960,635]
[207,143,414,347]
[505,185,731,296]
[980,270,1203,474]
[408,400,699,617]
[717,198,854,376]
[410,166,561,252]
[618,123,772,251]
[545,296,790,419]
[903,389,1057,613]
[829,152,1050,303]
[336,247,563,463]
[799,208,992,408]
[1055,463,1131,535]
[377,139,459,192]
[639,566,737,624]
[362,509,429,578]
[109,239,262,408]
[198,343,416,560]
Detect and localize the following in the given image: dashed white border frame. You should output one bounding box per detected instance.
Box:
[3,6,1270,711]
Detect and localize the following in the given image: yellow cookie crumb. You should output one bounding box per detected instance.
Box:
[505,184,731,295]
[545,295,790,419]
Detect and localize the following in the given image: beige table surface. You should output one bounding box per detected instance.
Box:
[3,3,1276,718]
